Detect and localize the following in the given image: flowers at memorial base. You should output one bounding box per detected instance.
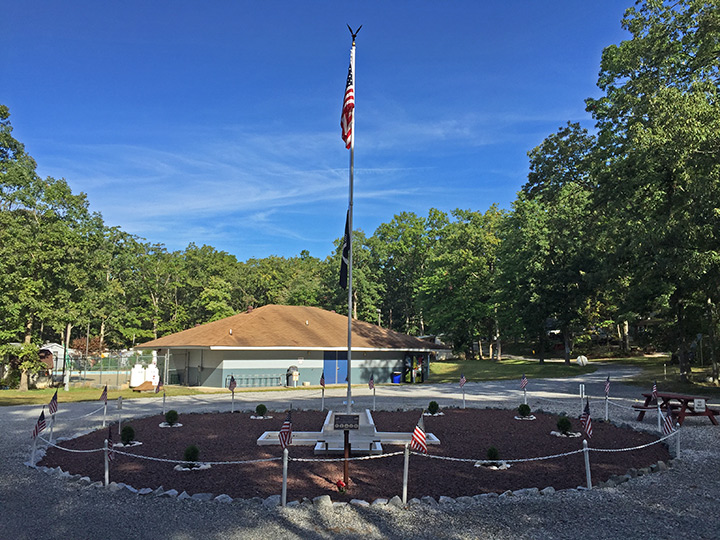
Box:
[336,479,347,493]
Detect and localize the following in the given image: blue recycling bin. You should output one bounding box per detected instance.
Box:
[391,371,402,384]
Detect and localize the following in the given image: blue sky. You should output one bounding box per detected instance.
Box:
[3,1,631,260]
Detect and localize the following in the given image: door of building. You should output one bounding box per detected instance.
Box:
[323,351,348,385]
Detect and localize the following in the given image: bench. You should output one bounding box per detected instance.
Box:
[636,391,719,426]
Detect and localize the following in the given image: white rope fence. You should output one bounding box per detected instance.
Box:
[34,425,680,507]
[29,379,694,506]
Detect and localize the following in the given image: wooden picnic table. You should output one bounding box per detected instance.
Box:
[633,391,719,426]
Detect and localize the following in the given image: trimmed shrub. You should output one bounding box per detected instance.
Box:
[487,446,500,465]
[427,401,440,415]
[517,404,531,417]
[255,404,267,417]
[557,416,572,435]
[183,444,199,463]
[165,410,179,426]
[121,425,135,445]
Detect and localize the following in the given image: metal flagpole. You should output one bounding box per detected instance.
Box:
[346,25,360,414]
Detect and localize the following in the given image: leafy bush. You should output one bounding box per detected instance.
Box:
[428,401,440,415]
[487,446,500,461]
[517,404,531,417]
[0,371,21,389]
[183,444,199,463]
[121,425,135,445]
[165,410,179,426]
[557,416,572,435]
[255,404,267,417]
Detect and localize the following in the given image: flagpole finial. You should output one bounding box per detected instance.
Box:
[347,24,362,46]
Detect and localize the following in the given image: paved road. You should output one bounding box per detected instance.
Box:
[3,363,719,540]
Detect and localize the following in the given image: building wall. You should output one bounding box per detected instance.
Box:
[165,348,428,388]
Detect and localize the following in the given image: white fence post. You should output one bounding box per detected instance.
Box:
[30,436,38,467]
[604,394,609,422]
[104,439,109,487]
[281,448,288,507]
[583,439,592,489]
[675,423,681,457]
[579,384,585,416]
[118,396,123,435]
[402,444,410,504]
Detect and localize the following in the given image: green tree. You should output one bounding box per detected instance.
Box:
[372,210,447,334]
[587,0,720,379]
[419,207,502,358]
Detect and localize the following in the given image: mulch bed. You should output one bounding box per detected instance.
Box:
[40,409,670,502]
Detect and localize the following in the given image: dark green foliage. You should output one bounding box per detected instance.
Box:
[183,444,199,463]
[255,403,267,417]
[427,401,439,415]
[487,446,500,461]
[557,416,572,435]
[120,425,135,445]
[517,404,531,417]
[165,410,179,426]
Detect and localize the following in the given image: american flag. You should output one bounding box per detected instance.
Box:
[605,376,610,396]
[652,381,658,401]
[339,210,350,289]
[340,59,354,149]
[278,411,293,449]
[32,409,46,439]
[410,413,427,454]
[459,373,466,388]
[100,385,108,404]
[155,376,163,394]
[107,426,115,461]
[48,389,58,415]
[662,408,676,436]
[520,374,528,389]
[368,373,374,390]
[228,375,237,393]
[320,372,325,388]
[581,400,593,438]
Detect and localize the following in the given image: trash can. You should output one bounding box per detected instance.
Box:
[391,371,402,384]
[286,366,299,387]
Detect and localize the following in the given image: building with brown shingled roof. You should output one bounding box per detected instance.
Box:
[135,304,448,388]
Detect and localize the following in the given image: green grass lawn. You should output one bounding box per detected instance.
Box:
[599,354,720,397]
[0,386,229,407]
[429,357,596,383]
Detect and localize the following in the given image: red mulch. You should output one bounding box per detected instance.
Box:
[40,409,670,502]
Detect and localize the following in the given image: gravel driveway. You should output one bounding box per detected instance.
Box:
[3,364,719,540]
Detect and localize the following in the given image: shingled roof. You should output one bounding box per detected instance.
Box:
[136,304,444,351]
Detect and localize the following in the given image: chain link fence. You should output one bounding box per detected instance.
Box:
[53,352,165,390]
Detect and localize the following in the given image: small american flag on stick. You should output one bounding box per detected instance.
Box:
[520,374,528,389]
[581,400,593,438]
[278,411,293,449]
[100,385,108,404]
[107,427,115,461]
[32,409,46,439]
[410,413,427,454]
[155,376,163,394]
[662,409,676,436]
[48,390,58,415]
[228,375,237,393]
[320,372,325,388]
[605,376,610,396]
[368,373,374,390]
[459,374,466,388]
[652,381,658,401]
